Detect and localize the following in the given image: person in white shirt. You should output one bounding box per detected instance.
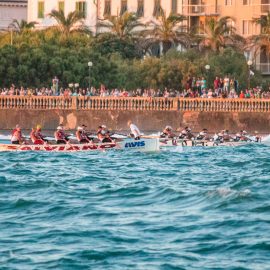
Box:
[127,120,141,140]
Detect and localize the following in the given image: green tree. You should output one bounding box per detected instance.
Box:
[199,16,245,53]
[48,10,88,37]
[142,9,189,56]
[91,33,141,59]
[10,19,37,33]
[97,12,144,39]
[251,12,270,57]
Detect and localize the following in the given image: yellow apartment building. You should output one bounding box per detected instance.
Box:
[28,0,270,73]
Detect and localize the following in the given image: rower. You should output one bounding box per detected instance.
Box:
[234,130,248,142]
[196,128,209,140]
[254,131,261,143]
[97,125,106,142]
[223,130,232,142]
[81,124,93,141]
[179,127,193,139]
[54,126,69,144]
[102,131,113,143]
[11,124,24,144]
[127,120,141,140]
[76,126,91,144]
[216,130,225,143]
[160,126,176,139]
[30,125,47,145]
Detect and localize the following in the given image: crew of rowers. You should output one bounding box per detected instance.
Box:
[10,124,114,145]
[160,126,261,143]
[10,123,260,145]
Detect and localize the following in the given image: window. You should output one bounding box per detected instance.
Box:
[242,20,252,35]
[171,0,177,14]
[58,1,64,12]
[243,0,250,5]
[76,1,87,18]
[226,18,235,34]
[38,1,44,19]
[137,0,144,17]
[262,0,270,13]
[153,0,162,17]
[104,0,111,17]
[120,0,128,15]
[225,0,232,5]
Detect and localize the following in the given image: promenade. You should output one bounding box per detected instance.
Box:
[1,96,270,112]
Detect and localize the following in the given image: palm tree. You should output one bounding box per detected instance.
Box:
[97,12,144,39]
[199,16,244,53]
[48,10,88,37]
[251,13,270,57]
[142,10,189,56]
[10,19,37,33]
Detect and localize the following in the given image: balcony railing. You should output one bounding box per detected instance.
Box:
[250,4,270,16]
[1,96,270,112]
[181,4,219,16]
[256,63,270,75]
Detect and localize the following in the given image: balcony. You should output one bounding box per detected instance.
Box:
[256,63,270,75]
[182,4,220,16]
[251,4,270,16]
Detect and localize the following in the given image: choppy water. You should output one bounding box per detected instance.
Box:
[0,142,270,270]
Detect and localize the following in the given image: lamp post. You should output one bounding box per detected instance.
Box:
[247,60,252,90]
[205,64,210,89]
[88,61,93,91]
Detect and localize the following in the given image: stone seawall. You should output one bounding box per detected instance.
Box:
[0,109,270,133]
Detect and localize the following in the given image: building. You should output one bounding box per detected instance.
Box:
[27,0,270,73]
[0,0,27,30]
[27,0,97,32]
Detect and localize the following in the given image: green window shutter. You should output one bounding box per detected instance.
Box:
[76,2,86,18]
[137,0,144,17]
[38,1,44,19]
[120,0,127,15]
[59,1,64,12]
[153,0,161,17]
[171,0,177,14]
[104,0,111,17]
[83,2,87,18]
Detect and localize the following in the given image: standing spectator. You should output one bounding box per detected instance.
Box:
[214,76,219,91]
[224,75,230,91]
[201,77,207,90]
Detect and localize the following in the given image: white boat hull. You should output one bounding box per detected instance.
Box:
[160,139,257,147]
[0,138,160,153]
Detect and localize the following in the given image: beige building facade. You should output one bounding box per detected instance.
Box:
[0,0,27,30]
[27,0,270,73]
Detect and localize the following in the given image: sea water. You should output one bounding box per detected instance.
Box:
[0,141,270,269]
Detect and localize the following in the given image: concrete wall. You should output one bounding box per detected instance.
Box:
[0,109,270,133]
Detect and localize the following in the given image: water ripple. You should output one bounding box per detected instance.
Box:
[0,144,269,269]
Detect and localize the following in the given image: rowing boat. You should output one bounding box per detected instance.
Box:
[159,138,258,147]
[0,138,160,152]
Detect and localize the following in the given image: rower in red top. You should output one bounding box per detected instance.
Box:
[54,126,69,144]
[76,126,91,144]
[11,124,24,144]
[30,125,47,145]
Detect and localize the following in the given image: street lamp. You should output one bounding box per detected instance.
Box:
[205,64,210,89]
[88,61,93,91]
[247,60,252,90]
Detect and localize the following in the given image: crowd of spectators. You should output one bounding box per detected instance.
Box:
[1,77,270,99]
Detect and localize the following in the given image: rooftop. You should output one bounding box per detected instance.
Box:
[0,0,27,6]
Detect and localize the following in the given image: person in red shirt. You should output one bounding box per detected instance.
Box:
[239,90,245,98]
[30,125,47,145]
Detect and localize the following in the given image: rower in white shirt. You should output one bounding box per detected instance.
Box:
[127,120,141,140]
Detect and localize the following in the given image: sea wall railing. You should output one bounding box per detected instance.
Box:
[1,96,270,112]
